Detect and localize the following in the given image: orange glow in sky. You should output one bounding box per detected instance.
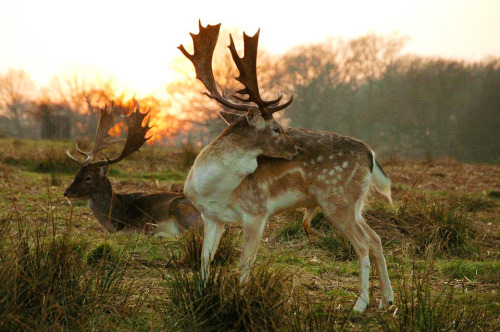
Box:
[1,0,499,97]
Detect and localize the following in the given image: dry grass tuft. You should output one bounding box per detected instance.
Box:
[176,226,240,270]
[0,215,147,331]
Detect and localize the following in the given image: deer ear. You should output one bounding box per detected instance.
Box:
[246,108,266,129]
[219,111,242,125]
[98,164,109,176]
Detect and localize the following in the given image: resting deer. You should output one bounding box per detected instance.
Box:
[64,102,201,236]
[179,22,394,312]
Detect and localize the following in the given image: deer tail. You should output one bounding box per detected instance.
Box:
[371,151,392,205]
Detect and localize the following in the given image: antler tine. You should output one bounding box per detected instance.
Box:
[178,21,249,112]
[93,101,152,167]
[268,93,294,115]
[66,102,117,166]
[228,30,293,119]
[66,149,86,166]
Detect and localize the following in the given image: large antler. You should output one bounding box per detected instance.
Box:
[178,22,248,112]
[178,21,293,119]
[67,101,152,167]
[228,30,293,119]
[66,101,119,166]
[101,101,152,166]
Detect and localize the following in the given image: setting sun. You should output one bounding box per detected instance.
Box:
[1,0,499,97]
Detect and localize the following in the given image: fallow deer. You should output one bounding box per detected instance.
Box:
[64,102,201,237]
[179,22,394,312]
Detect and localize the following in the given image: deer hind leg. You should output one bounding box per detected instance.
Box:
[240,217,268,285]
[354,175,394,309]
[302,207,317,242]
[201,217,226,282]
[320,203,371,312]
[356,213,394,308]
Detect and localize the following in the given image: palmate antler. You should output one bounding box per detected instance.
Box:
[178,21,293,119]
[67,101,152,167]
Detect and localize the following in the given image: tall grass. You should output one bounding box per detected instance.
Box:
[365,195,480,258]
[378,259,483,332]
[288,295,354,332]
[179,140,199,171]
[0,213,147,330]
[177,226,240,270]
[164,259,294,331]
[400,197,478,258]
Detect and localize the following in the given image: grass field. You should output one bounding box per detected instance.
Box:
[1,137,499,331]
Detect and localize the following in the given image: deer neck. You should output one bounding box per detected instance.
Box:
[88,179,122,230]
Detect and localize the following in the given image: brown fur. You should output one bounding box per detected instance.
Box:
[185,116,394,311]
[64,165,201,235]
[181,23,392,311]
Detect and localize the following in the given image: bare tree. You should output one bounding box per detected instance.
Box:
[168,28,277,145]
[0,69,37,136]
[269,34,407,137]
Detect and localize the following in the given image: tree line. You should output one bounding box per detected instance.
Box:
[1,33,498,163]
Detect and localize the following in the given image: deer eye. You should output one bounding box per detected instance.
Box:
[84,176,92,183]
[273,126,280,134]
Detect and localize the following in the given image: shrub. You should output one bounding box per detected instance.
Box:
[0,218,146,331]
[179,141,198,171]
[87,242,121,266]
[408,198,478,257]
[315,232,356,261]
[378,260,483,332]
[164,259,293,331]
[177,226,240,270]
[276,216,305,241]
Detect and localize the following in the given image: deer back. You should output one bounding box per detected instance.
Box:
[231,128,375,218]
[126,192,202,231]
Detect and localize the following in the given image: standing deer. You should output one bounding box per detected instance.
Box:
[64,102,201,237]
[179,22,393,312]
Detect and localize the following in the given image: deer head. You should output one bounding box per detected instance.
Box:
[178,21,297,160]
[64,101,152,198]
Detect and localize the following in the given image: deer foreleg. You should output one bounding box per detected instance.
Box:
[240,217,267,284]
[201,218,225,282]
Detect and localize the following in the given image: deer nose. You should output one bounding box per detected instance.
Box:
[63,189,69,197]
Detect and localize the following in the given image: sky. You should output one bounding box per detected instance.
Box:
[1,0,499,97]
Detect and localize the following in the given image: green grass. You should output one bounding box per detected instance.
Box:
[0,138,498,331]
[449,193,496,213]
[176,226,240,270]
[0,218,148,331]
[441,260,500,282]
[378,260,485,332]
[163,259,294,331]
